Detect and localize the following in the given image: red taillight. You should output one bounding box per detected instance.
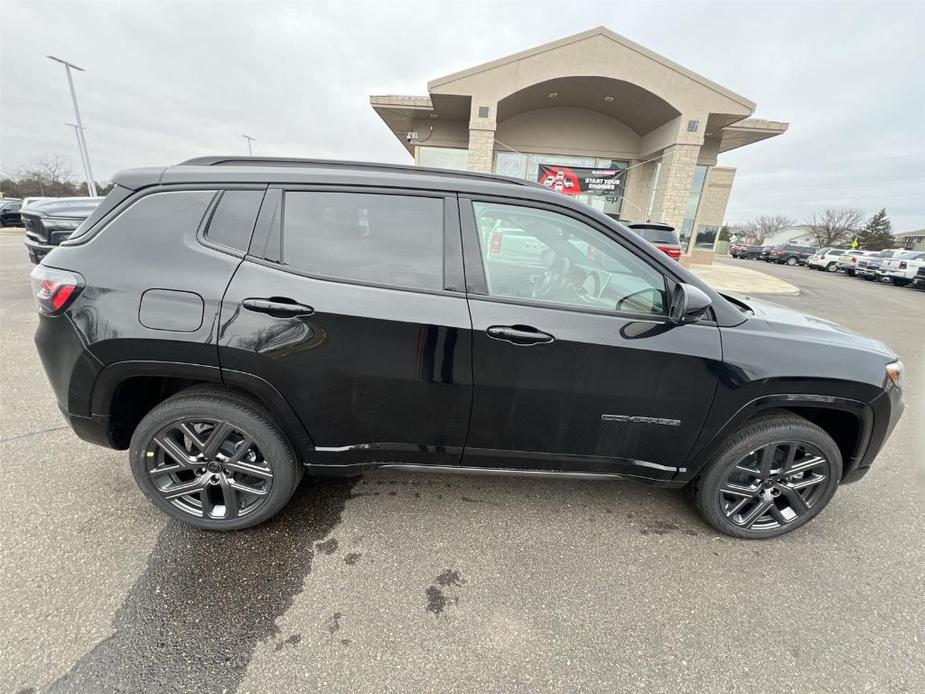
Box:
[30,265,84,315]
[489,231,502,256]
[851,256,858,264]
[658,245,682,260]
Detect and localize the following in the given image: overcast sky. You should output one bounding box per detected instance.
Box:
[1,0,922,229]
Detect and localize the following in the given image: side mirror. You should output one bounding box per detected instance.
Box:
[669,283,712,324]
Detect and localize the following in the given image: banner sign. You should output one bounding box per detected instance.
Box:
[537,164,625,197]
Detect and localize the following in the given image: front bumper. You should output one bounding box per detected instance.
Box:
[842,383,905,483]
[23,237,54,265]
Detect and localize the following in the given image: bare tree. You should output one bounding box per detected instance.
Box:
[807,207,864,247]
[743,215,795,244]
[14,155,76,197]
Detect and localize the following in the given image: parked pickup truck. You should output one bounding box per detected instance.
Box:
[856,249,897,281]
[879,251,925,286]
[836,250,871,276]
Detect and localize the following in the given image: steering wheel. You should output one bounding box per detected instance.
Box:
[616,287,662,314]
[532,254,570,299]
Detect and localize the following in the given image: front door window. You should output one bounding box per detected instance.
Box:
[472,201,667,317]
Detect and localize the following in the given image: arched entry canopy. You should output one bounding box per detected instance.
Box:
[496,76,680,136]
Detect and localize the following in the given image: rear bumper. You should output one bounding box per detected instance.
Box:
[35,313,112,446]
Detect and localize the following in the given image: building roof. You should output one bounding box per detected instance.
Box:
[893,228,925,238]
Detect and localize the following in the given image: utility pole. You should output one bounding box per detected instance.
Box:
[65,123,94,195]
[242,134,256,156]
[48,55,97,197]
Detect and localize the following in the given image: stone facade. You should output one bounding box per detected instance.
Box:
[466,128,495,173]
[693,166,736,236]
[647,144,700,230]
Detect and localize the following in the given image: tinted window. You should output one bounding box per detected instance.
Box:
[636,228,679,244]
[472,201,667,316]
[205,189,264,252]
[828,250,844,256]
[282,192,443,290]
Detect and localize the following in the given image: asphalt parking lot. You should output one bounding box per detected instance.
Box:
[1,235,922,694]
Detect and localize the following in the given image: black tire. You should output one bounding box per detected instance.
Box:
[845,269,855,277]
[786,256,798,266]
[693,415,842,539]
[891,277,911,287]
[826,262,838,272]
[129,386,302,530]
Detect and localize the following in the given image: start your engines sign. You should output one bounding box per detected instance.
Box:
[537,164,625,197]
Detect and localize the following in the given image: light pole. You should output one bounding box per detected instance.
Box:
[242,134,256,156]
[48,55,97,197]
[65,123,94,195]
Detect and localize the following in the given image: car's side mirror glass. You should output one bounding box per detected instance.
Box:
[669,283,712,324]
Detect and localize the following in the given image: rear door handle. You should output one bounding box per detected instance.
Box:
[242,297,314,318]
[486,325,555,346]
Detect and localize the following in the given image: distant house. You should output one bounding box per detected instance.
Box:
[763,224,816,247]
[893,228,925,251]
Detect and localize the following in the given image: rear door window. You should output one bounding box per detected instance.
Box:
[281,191,444,291]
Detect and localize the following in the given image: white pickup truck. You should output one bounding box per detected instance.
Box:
[879,250,925,287]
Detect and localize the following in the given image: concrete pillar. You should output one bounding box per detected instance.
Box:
[621,159,658,222]
[466,102,497,173]
[647,143,700,231]
[466,127,495,172]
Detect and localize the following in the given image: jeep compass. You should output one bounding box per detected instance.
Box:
[31,157,905,538]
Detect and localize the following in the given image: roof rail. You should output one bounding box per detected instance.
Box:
[177,156,541,188]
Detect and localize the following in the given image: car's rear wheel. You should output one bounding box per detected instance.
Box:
[129,387,302,530]
[786,256,798,266]
[693,415,842,539]
[826,262,839,272]
[891,277,911,287]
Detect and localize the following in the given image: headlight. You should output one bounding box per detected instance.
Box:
[886,360,903,388]
[43,218,81,231]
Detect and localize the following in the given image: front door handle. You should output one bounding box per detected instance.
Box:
[486,325,555,346]
[242,297,314,318]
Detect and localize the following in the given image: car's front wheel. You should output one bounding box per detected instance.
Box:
[693,414,842,539]
[129,386,302,530]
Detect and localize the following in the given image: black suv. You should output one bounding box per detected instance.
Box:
[767,244,817,266]
[0,198,23,226]
[31,157,904,538]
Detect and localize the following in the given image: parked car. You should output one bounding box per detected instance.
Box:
[0,198,23,227]
[728,242,748,257]
[879,251,925,286]
[21,196,56,209]
[626,222,682,261]
[736,244,766,260]
[22,197,103,264]
[837,249,872,276]
[856,249,897,281]
[913,266,925,290]
[758,246,778,262]
[810,248,846,272]
[30,156,904,539]
[767,244,818,266]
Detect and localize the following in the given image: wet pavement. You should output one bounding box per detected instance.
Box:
[2,237,922,693]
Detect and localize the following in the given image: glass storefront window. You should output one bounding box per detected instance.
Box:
[695,224,718,249]
[418,146,468,171]
[493,152,628,217]
[679,165,708,248]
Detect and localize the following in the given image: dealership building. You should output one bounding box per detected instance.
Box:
[371,26,787,260]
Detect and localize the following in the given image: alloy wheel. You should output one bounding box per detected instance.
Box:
[718,441,831,531]
[145,418,273,520]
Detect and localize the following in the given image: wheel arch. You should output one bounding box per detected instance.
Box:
[90,361,315,459]
[683,394,873,483]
